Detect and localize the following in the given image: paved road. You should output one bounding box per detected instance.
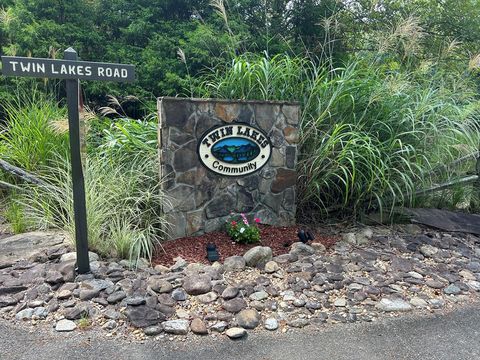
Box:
[1,305,480,360]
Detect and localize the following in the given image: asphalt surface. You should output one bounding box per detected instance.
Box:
[1,304,480,360]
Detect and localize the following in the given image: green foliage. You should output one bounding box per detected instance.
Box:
[301,58,479,215]
[0,0,348,101]
[198,52,480,218]
[1,0,480,242]
[17,154,166,261]
[198,53,312,101]
[0,91,68,172]
[226,213,261,244]
[77,315,91,330]
[4,194,28,233]
[0,87,167,261]
[98,118,158,162]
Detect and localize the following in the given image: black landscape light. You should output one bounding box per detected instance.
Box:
[297,229,308,243]
[298,229,315,243]
[206,243,219,262]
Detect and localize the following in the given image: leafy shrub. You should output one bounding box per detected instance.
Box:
[226,213,261,244]
[98,118,158,161]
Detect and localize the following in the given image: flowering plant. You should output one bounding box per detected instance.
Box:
[226,213,261,244]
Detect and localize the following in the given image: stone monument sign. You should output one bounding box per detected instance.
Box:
[158,97,300,239]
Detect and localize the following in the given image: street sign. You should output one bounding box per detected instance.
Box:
[1,56,135,82]
[1,48,136,274]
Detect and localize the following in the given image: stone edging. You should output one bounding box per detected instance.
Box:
[1,225,479,341]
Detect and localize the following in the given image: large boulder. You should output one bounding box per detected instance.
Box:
[0,231,66,268]
[243,246,272,267]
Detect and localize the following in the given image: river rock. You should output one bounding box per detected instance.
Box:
[162,319,189,335]
[419,245,438,257]
[290,242,315,256]
[170,257,188,272]
[56,290,72,300]
[410,297,428,307]
[15,308,34,320]
[55,319,77,332]
[182,274,212,295]
[210,321,228,332]
[376,298,412,312]
[197,292,218,304]
[79,289,100,301]
[426,279,445,289]
[264,261,280,273]
[223,256,246,271]
[444,284,461,295]
[143,325,163,336]
[148,278,173,294]
[243,246,273,267]
[225,327,247,339]
[0,296,17,308]
[126,296,146,306]
[236,309,260,329]
[222,286,240,300]
[249,290,269,301]
[45,271,64,284]
[172,288,188,301]
[264,318,279,331]
[104,308,121,320]
[191,318,208,335]
[310,242,326,253]
[467,281,480,291]
[126,305,165,328]
[107,291,126,304]
[157,293,176,307]
[222,298,247,313]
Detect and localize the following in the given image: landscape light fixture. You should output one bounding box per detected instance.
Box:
[297,229,315,243]
[206,243,219,262]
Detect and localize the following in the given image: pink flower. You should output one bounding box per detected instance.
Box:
[254,218,260,223]
[240,213,249,225]
[231,221,237,226]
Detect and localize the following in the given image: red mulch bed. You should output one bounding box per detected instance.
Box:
[152,225,339,266]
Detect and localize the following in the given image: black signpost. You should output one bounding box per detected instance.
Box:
[1,48,135,274]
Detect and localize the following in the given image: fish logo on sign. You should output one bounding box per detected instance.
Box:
[198,123,272,176]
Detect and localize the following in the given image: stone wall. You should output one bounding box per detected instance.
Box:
[158,97,300,239]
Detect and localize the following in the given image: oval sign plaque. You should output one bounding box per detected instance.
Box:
[198,123,272,176]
